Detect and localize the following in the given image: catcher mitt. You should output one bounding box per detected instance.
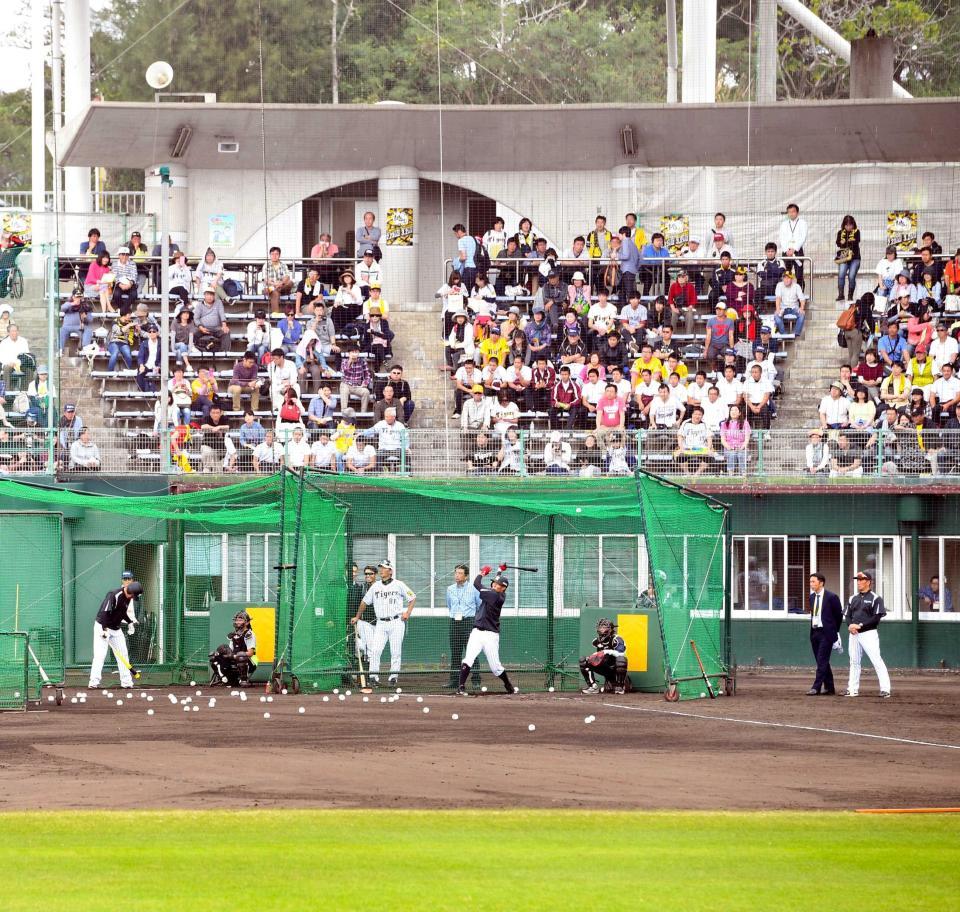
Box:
[586,651,606,668]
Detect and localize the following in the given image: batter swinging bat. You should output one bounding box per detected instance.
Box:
[689,639,715,699]
[108,642,142,680]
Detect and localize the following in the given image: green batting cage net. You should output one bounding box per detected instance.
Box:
[0,633,29,712]
[0,513,64,702]
[0,472,726,699]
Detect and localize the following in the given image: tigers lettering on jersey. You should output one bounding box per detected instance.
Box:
[362,578,415,619]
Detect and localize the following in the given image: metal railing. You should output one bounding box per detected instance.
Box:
[59,255,361,297]
[0,191,146,215]
[5,427,959,484]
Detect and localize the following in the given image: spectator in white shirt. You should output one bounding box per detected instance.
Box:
[310,431,338,471]
[253,430,284,472]
[267,348,300,411]
[368,408,409,470]
[356,249,382,297]
[773,272,807,336]
[778,203,808,288]
[875,245,904,297]
[283,427,312,469]
[930,322,959,376]
[746,346,778,387]
[69,427,101,471]
[482,218,508,259]
[805,429,831,475]
[345,440,377,473]
[543,430,573,474]
[714,365,744,408]
[685,371,710,410]
[0,324,31,389]
[743,363,775,430]
[705,212,734,259]
[929,363,960,422]
[701,386,728,433]
[461,385,492,431]
[819,381,851,429]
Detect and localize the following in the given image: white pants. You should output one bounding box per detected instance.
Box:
[847,628,891,694]
[355,619,375,660]
[89,622,133,688]
[369,617,405,676]
[462,628,504,677]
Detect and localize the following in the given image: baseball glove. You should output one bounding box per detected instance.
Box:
[586,651,606,667]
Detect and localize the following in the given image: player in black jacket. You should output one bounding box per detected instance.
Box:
[456,568,518,695]
[843,570,892,698]
[88,579,143,689]
[209,611,258,686]
[579,618,628,694]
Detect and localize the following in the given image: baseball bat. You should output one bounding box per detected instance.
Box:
[355,636,374,695]
[498,563,539,573]
[108,641,142,680]
[689,639,716,699]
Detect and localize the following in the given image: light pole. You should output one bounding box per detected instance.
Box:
[158,166,172,470]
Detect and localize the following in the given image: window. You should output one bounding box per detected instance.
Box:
[394,535,432,608]
[904,536,960,620]
[601,536,639,611]
[563,535,599,613]
[433,535,471,609]
[184,533,222,615]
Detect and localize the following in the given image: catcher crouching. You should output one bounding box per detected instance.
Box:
[209,611,257,686]
[579,618,628,695]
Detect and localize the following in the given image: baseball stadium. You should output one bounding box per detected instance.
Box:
[1,2,959,909]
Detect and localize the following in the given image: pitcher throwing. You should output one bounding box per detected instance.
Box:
[89,577,143,689]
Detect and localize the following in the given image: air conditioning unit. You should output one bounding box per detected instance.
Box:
[218,140,239,154]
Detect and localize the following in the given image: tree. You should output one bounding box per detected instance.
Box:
[0,89,32,191]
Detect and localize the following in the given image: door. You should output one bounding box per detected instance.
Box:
[331,199,355,255]
[73,546,125,663]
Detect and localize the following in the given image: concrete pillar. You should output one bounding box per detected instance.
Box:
[64,0,91,214]
[144,164,190,252]
[850,35,895,99]
[30,0,48,271]
[377,166,419,304]
[682,0,716,104]
[757,0,777,103]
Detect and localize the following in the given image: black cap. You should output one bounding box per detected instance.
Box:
[494,575,510,588]
[853,570,873,581]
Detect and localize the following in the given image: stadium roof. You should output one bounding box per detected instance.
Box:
[59,98,960,171]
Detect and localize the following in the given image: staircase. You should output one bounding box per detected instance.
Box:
[389,300,452,428]
[777,276,852,428]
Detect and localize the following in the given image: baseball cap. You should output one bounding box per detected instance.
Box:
[489,324,501,334]
[853,570,873,581]
[117,246,130,254]
[509,305,521,315]
[808,430,822,439]
[122,570,134,580]
[759,324,772,333]
[377,559,394,571]
[566,325,580,335]
[830,380,844,391]
[715,301,726,309]
[688,236,701,245]
[547,269,558,277]
[203,286,215,295]
[724,347,736,355]
[471,384,484,393]
[363,247,375,256]
[754,345,767,354]
[64,404,76,412]
[494,575,510,588]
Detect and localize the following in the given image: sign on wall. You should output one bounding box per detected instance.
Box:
[1,211,31,245]
[660,214,689,256]
[208,214,236,247]
[385,207,414,246]
[886,210,917,252]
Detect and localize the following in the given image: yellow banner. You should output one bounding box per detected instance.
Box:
[660,214,689,256]
[385,207,414,246]
[886,210,917,252]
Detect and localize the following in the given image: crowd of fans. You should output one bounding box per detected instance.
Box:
[812,231,960,477]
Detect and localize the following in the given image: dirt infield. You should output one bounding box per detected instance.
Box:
[2,673,958,812]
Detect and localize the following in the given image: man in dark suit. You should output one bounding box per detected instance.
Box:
[807,572,844,695]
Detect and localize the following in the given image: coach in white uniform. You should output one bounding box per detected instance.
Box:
[362,559,415,686]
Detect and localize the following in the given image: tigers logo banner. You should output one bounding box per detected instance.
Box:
[385,207,414,246]
[887,210,917,252]
[660,214,689,256]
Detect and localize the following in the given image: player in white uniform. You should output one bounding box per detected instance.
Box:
[362,559,416,686]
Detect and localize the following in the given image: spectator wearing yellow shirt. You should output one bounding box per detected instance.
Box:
[190,367,220,420]
[478,324,509,366]
[907,347,935,389]
[362,284,389,320]
[630,345,664,387]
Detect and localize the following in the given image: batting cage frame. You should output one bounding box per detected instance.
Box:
[0,471,730,700]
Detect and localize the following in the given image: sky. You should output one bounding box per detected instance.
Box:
[2,0,111,93]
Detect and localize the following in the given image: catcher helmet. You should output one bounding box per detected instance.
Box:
[233,610,251,630]
[596,618,615,639]
[126,581,144,597]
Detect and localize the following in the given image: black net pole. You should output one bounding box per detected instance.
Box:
[285,469,307,686]
[546,514,555,687]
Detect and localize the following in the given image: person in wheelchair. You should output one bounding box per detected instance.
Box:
[209,611,257,686]
[579,617,628,695]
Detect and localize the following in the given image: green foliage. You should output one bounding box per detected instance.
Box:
[0,89,31,190]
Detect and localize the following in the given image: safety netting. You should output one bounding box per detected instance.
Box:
[0,470,727,698]
[0,633,29,711]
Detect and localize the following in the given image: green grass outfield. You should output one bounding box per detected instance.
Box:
[3,809,957,911]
